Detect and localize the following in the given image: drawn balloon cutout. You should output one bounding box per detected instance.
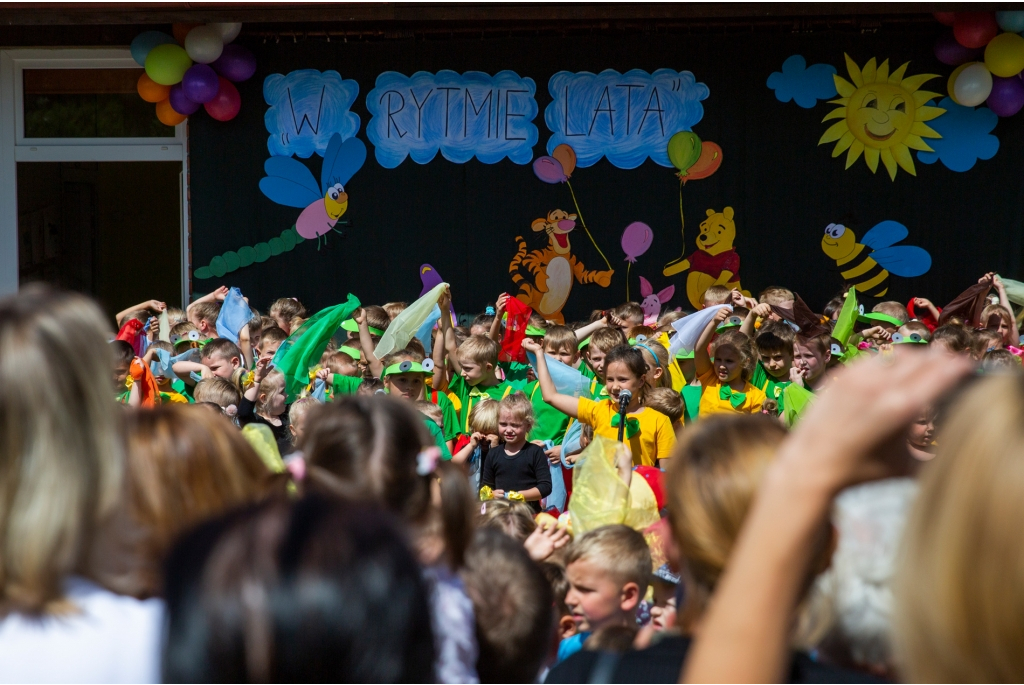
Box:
[551,144,577,178]
[682,142,723,183]
[621,222,654,263]
[533,156,567,184]
[667,131,702,174]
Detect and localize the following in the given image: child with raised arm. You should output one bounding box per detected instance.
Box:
[525,338,676,467]
[480,393,551,513]
[694,308,766,415]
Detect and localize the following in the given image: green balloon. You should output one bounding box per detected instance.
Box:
[667,131,702,173]
[237,246,256,267]
[145,44,192,86]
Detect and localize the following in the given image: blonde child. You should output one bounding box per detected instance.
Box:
[645,386,684,427]
[580,326,628,396]
[186,292,222,340]
[199,338,244,383]
[480,393,551,513]
[416,400,444,431]
[610,302,644,331]
[633,337,671,389]
[268,297,306,335]
[693,310,766,416]
[239,365,289,454]
[981,303,1017,347]
[287,396,318,450]
[452,398,499,492]
[526,338,676,467]
[192,377,241,417]
[702,285,732,308]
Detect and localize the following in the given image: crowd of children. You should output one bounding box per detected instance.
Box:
[1,267,1023,683]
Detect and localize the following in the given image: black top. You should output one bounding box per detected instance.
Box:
[544,635,883,684]
[480,442,552,513]
[238,397,293,456]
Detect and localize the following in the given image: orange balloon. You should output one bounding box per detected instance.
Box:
[137,73,170,103]
[172,22,201,44]
[682,142,723,183]
[552,143,577,178]
[155,99,187,126]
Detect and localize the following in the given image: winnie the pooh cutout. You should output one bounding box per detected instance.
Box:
[663,206,747,309]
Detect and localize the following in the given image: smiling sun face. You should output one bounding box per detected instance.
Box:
[819,55,945,180]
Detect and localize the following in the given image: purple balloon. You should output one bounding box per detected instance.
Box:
[211,44,257,82]
[934,31,984,66]
[987,75,1024,117]
[621,221,654,263]
[181,64,220,104]
[533,156,566,184]
[168,84,201,115]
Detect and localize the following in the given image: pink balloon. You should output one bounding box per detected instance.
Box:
[621,222,654,263]
[203,77,240,121]
[296,201,335,240]
[532,156,566,184]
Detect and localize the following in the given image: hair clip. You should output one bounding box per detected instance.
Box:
[485,306,495,316]
[224,403,238,417]
[416,446,442,476]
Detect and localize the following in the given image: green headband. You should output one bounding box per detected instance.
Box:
[715,315,744,333]
[382,359,434,378]
[578,337,591,351]
[525,325,547,336]
[338,345,362,360]
[675,350,695,360]
[892,332,928,345]
[857,312,903,328]
[341,319,385,336]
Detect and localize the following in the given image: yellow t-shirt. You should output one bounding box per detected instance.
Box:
[697,368,766,416]
[576,397,677,467]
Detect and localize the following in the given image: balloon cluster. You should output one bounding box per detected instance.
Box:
[131,22,256,126]
[667,131,722,182]
[532,144,577,183]
[934,11,1024,116]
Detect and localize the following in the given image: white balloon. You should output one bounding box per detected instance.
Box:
[184,25,224,64]
[208,22,242,44]
[954,62,994,107]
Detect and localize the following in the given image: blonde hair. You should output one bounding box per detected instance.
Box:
[588,326,627,354]
[565,525,651,591]
[383,302,408,320]
[894,375,1024,681]
[255,370,285,416]
[0,286,125,613]
[458,335,500,367]
[542,325,577,354]
[469,398,500,435]
[645,386,684,423]
[702,285,731,306]
[634,338,671,388]
[478,500,536,542]
[971,328,1004,359]
[872,301,910,325]
[981,303,1014,332]
[190,300,221,326]
[415,400,444,429]
[193,377,241,410]
[268,297,306,324]
[759,286,794,306]
[165,306,186,326]
[666,414,788,631]
[710,330,755,382]
[498,392,535,432]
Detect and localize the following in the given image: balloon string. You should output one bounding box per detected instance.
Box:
[567,179,612,272]
[678,178,685,249]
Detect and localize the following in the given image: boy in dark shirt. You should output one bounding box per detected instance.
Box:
[481,392,551,513]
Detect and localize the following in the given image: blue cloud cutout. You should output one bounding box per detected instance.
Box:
[917,97,999,172]
[264,70,361,159]
[767,55,838,109]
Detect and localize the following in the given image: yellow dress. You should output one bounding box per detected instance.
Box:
[576,397,677,466]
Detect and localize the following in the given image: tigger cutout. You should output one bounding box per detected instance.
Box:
[509,209,614,323]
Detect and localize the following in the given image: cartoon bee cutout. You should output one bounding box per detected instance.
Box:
[821,220,931,298]
[259,132,367,249]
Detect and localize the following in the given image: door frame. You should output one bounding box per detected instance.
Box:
[0,48,191,305]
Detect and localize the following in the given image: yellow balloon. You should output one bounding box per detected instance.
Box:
[985,31,1024,77]
[948,62,977,105]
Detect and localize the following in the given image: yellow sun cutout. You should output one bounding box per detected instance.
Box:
[819,54,945,180]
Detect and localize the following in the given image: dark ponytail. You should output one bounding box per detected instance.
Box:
[603,345,649,401]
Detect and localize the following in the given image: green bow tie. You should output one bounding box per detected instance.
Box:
[719,385,747,409]
[468,386,490,398]
[610,413,641,439]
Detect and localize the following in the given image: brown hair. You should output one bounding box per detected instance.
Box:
[190,301,221,326]
[0,286,124,614]
[200,338,243,364]
[588,326,628,354]
[458,334,501,367]
[872,301,910,325]
[759,286,794,306]
[362,305,391,333]
[415,400,444,428]
[711,329,755,381]
[611,302,644,324]
[122,406,271,597]
[302,395,473,568]
[462,528,554,683]
[192,377,241,409]
[325,350,357,375]
[634,337,671,388]
[382,302,408,320]
[543,325,578,354]
[268,297,306,324]
[754,321,797,356]
[258,325,288,349]
[479,500,536,542]
[702,285,731,306]
[646,387,684,423]
[666,414,788,631]
[931,324,971,353]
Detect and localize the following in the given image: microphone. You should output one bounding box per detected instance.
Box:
[617,390,632,443]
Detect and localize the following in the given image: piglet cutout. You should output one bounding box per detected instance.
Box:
[639,276,675,326]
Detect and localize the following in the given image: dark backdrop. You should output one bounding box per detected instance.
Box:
[190,26,1024,318]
